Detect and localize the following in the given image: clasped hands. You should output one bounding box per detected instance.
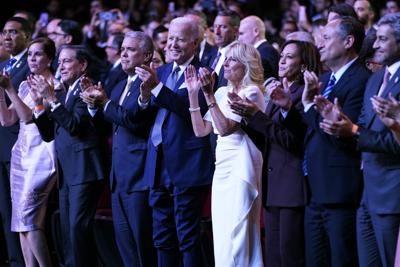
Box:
[79,76,108,108]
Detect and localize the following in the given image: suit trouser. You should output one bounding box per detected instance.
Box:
[264,206,305,267]
[357,201,400,267]
[111,190,155,267]
[59,180,102,267]
[0,161,24,267]
[304,201,358,267]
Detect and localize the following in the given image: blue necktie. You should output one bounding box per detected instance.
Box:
[211,52,221,70]
[322,75,336,98]
[4,58,17,74]
[151,66,181,146]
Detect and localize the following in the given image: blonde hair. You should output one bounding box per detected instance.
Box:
[226,41,264,92]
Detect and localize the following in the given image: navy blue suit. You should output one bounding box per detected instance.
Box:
[143,58,214,267]
[199,42,218,67]
[256,40,279,80]
[34,81,105,267]
[103,77,155,266]
[302,59,370,267]
[356,66,400,267]
[0,54,29,267]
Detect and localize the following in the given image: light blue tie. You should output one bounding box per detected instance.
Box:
[4,58,17,74]
[322,75,336,98]
[151,66,181,146]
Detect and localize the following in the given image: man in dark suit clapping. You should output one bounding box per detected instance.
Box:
[33,45,105,267]
[301,16,370,266]
[136,17,214,267]
[81,31,156,267]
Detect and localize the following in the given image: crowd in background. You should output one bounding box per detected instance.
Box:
[1,0,400,267]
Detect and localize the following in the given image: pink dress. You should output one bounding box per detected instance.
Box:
[10,81,57,232]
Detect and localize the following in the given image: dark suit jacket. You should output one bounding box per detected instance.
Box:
[0,53,30,161]
[199,42,218,67]
[103,77,154,193]
[144,58,215,188]
[103,63,127,97]
[357,66,400,214]
[303,59,370,204]
[34,82,105,186]
[244,83,307,207]
[257,41,279,80]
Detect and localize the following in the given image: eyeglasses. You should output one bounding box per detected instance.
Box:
[47,32,67,38]
[1,29,20,37]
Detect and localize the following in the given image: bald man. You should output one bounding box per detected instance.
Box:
[238,15,279,80]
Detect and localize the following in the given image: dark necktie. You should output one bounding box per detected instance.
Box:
[211,52,221,70]
[151,66,181,146]
[322,74,336,98]
[4,58,17,74]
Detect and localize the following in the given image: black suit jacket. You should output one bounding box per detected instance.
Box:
[303,59,370,204]
[244,83,307,207]
[257,41,279,80]
[34,82,105,186]
[0,53,30,161]
[357,66,400,214]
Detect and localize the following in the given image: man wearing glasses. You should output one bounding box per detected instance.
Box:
[0,16,31,267]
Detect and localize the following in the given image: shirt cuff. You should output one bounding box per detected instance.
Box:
[304,103,314,113]
[138,97,149,109]
[103,100,112,111]
[151,82,163,97]
[50,103,62,112]
[33,109,45,118]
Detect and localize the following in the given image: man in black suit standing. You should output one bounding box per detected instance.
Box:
[81,31,156,267]
[0,16,31,267]
[301,16,370,266]
[238,15,279,80]
[317,12,400,267]
[33,45,105,267]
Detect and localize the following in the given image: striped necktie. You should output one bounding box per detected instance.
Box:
[4,58,17,74]
[322,75,336,98]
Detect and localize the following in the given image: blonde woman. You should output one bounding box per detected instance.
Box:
[185,41,265,266]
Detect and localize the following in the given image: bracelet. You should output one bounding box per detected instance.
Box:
[189,106,201,112]
[208,102,217,109]
[35,105,45,111]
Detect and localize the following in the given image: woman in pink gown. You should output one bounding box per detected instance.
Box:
[0,37,56,267]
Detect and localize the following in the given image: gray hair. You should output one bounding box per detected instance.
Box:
[377,12,400,43]
[169,17,199,42]
[124,31,154,54]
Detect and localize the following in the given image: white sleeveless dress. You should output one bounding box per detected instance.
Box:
[204,85,265,267]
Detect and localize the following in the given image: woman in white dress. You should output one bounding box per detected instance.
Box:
[185,41,265,266]
[0,37,56,267]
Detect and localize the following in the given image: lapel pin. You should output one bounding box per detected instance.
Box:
[395,77,399,84]
[15,61,22,69]
[127,91,131,97]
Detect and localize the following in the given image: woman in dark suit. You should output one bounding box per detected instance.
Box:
[230,40,321,267]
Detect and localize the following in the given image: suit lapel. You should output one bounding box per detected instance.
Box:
[111,79,126,103]
[121,77,141,106]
